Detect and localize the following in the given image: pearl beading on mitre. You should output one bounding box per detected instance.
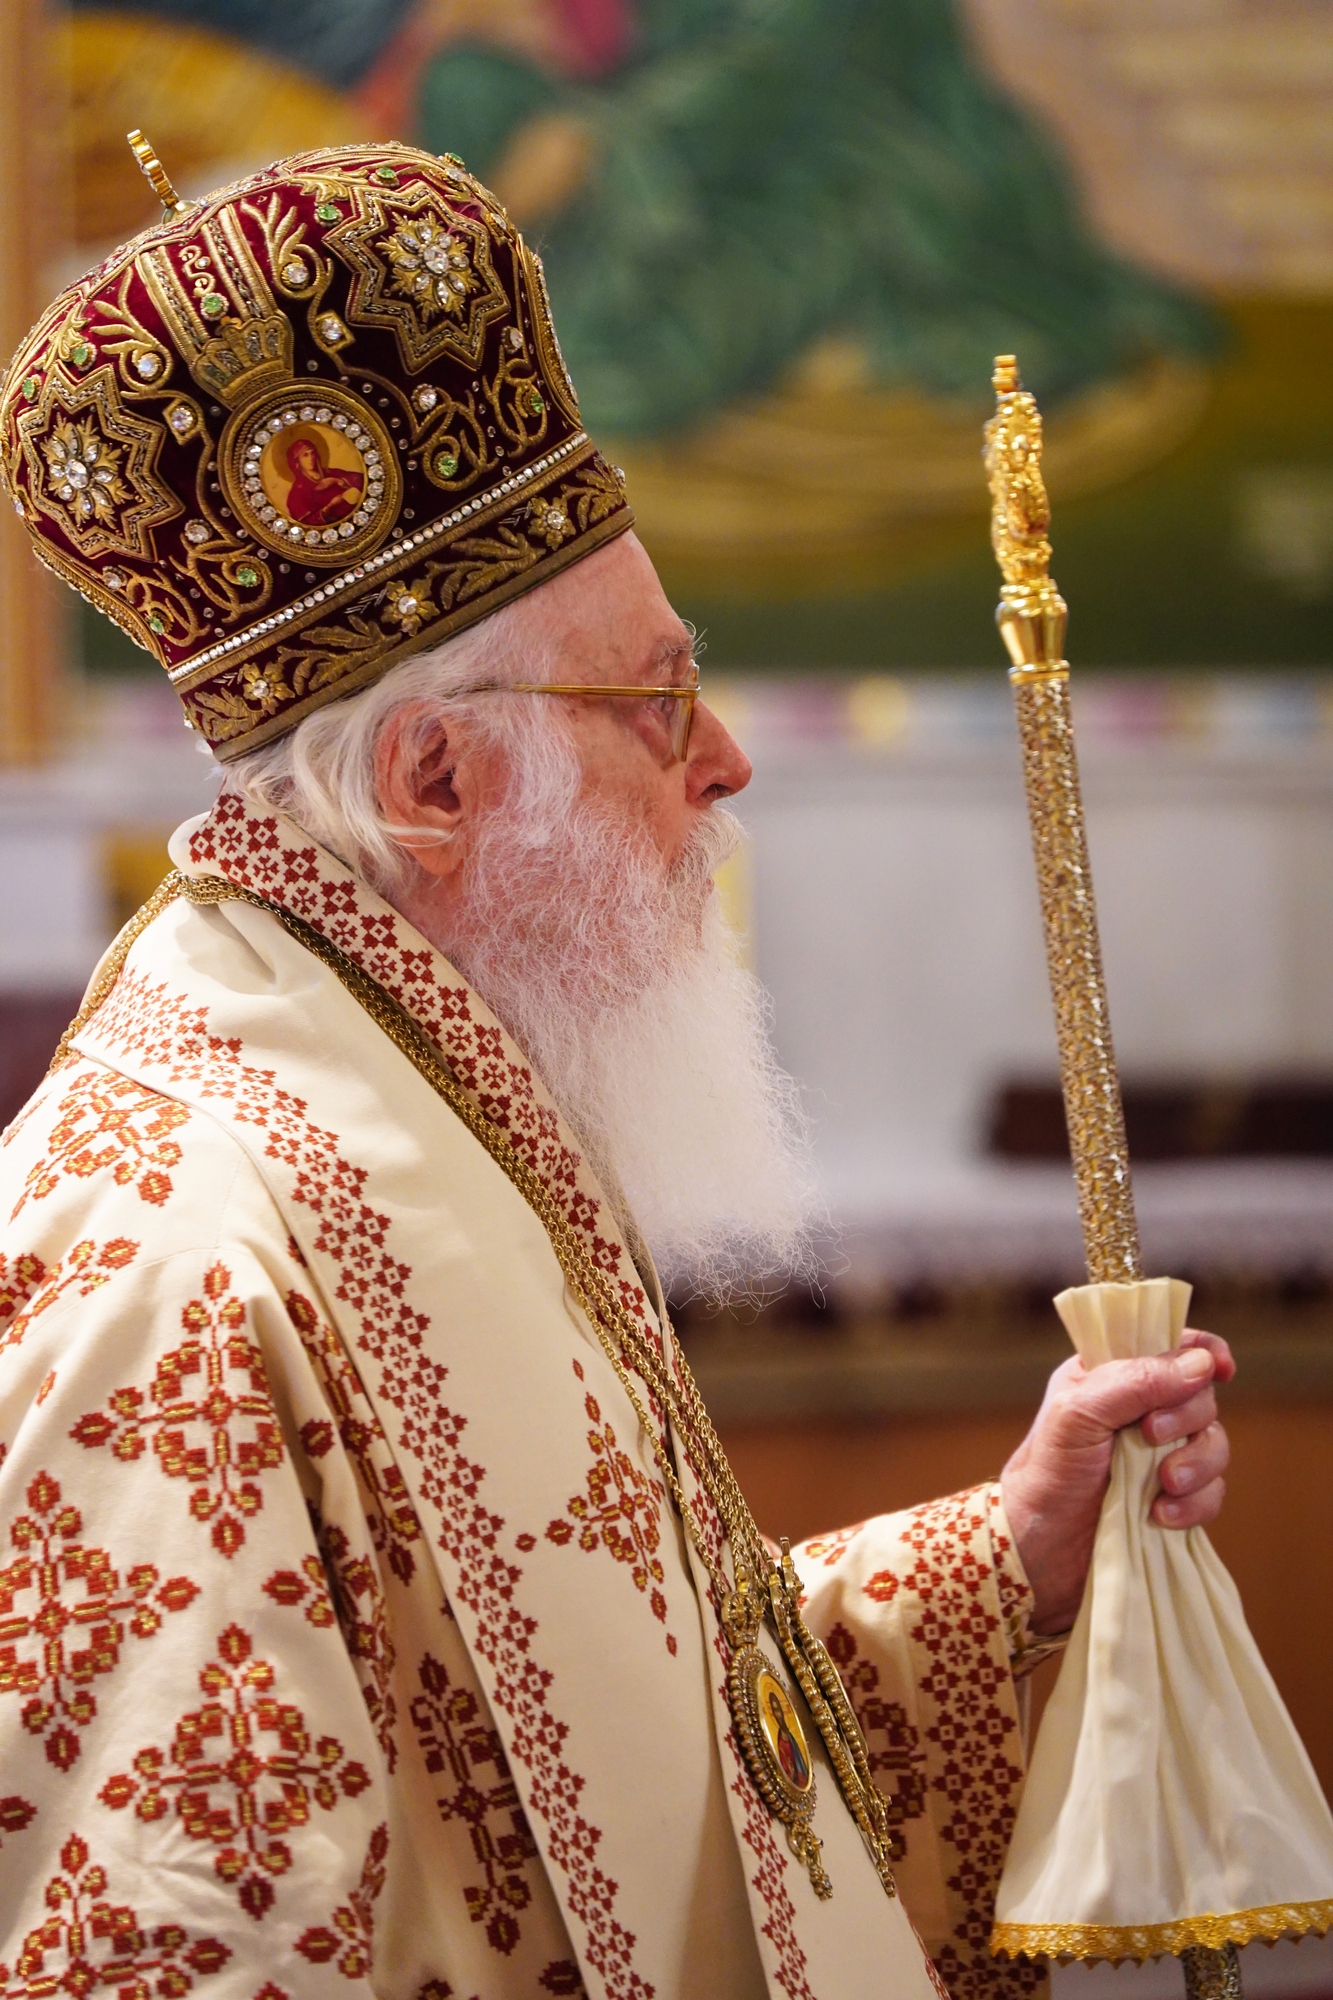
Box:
[168,430,589,686]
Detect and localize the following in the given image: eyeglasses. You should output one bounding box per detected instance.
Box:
[482,678,701,762]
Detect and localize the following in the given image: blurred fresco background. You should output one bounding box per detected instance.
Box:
[4,0,1333,1934]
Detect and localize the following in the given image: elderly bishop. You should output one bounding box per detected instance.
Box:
[0,143,1233,2000]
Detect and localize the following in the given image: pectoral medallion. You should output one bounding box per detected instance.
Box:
[728,1642,831,1898]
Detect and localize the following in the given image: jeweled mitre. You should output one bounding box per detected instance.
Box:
[0,142,633,758]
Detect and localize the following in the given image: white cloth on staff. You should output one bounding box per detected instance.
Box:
[994,1277,1333,1960]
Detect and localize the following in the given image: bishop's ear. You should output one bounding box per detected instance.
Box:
[374,704,467,878]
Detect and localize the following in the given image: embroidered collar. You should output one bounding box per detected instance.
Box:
[184,789,654,1325]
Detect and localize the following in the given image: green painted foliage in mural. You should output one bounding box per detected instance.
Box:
[419,0,1219,438]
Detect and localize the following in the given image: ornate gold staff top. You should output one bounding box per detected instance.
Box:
[984,355,1141,1286]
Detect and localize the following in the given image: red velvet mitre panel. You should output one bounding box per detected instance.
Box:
[0,142,633,758]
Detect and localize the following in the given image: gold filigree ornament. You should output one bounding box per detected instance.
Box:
[325,180,510,372]
[217,382,402,566]
[16,364,180,562]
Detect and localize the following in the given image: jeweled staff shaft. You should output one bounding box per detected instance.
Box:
[983,355,1141,1286]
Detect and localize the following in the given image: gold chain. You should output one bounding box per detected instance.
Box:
[54,868,897,1890]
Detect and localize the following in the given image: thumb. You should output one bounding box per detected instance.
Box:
[1072,1346,1214,1439]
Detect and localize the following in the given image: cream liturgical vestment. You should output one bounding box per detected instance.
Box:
[0,794,1047,2000]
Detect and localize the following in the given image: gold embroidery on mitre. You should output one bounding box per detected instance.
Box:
[325,181,509,372]
[521,243,581,428]
[15,362,181,561]
[139,207,294,410]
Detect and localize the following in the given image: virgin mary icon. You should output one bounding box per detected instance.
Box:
[280,431,365,526]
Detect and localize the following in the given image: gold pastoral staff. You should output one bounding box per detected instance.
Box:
[984,353,1141,1287]
[985,358,1243,2000]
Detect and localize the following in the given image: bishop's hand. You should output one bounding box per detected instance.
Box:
[1000,1330,1236,1637]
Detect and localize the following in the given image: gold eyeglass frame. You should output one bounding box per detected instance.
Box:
[480,679,701,761]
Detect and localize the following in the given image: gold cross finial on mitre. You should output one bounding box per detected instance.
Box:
[126,129,187,219]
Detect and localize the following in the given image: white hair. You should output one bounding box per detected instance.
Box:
[224,600,819,1300]
[225,597,571,895]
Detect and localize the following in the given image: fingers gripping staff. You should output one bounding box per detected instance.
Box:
[983,358,1333,1989]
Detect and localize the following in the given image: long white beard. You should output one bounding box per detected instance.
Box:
[432,785,819,1300]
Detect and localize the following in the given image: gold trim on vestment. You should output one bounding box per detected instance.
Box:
[991,1899,1333,1963]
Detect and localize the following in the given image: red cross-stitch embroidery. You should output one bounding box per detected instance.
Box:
[801,1521,866,1570]
[0,1469,198,1772]
[824,1622,926,1857]
[11,1064,190,1219]
[0,1238,138,1361]
[0,1832,231,2000]
[889,1491,1044,2000]
[0,1254,46,1335]
[68,1260,285,1559]
[99,1621,372,1922]
[286,1287,423,1587]
[295,1821,388,1980]
[538,1967,588,1996]
[545,1380,676,1655]
[85,965,654,1997]
[410,1650,540,1958]
[263,1557,335,1628]
[0,1797,36,1850]
[188,795,649,1323]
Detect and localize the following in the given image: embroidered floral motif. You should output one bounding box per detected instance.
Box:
[0,1832,231,1999]
[410,1651,539,1957]
[385,214,479,322]
[99,1621,372,1922]
[0,1469,198,1772]
[286,1288,423,1586]
[545,1383,675,1655]
[263,1557,335,1628]
[527,496,573,550]
[824,1623,927,1857]
[40,415,129,531]
[12,1066,190,1219]
[295,1821,388,1979]
[331,195,508,371]
[68,1260,285,1558]
[0,1238,138,1361]
[0,1796,36,1849]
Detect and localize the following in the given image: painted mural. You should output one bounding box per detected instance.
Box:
[63,0,1333,666]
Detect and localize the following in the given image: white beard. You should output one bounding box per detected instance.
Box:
[426,783,819,1301]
